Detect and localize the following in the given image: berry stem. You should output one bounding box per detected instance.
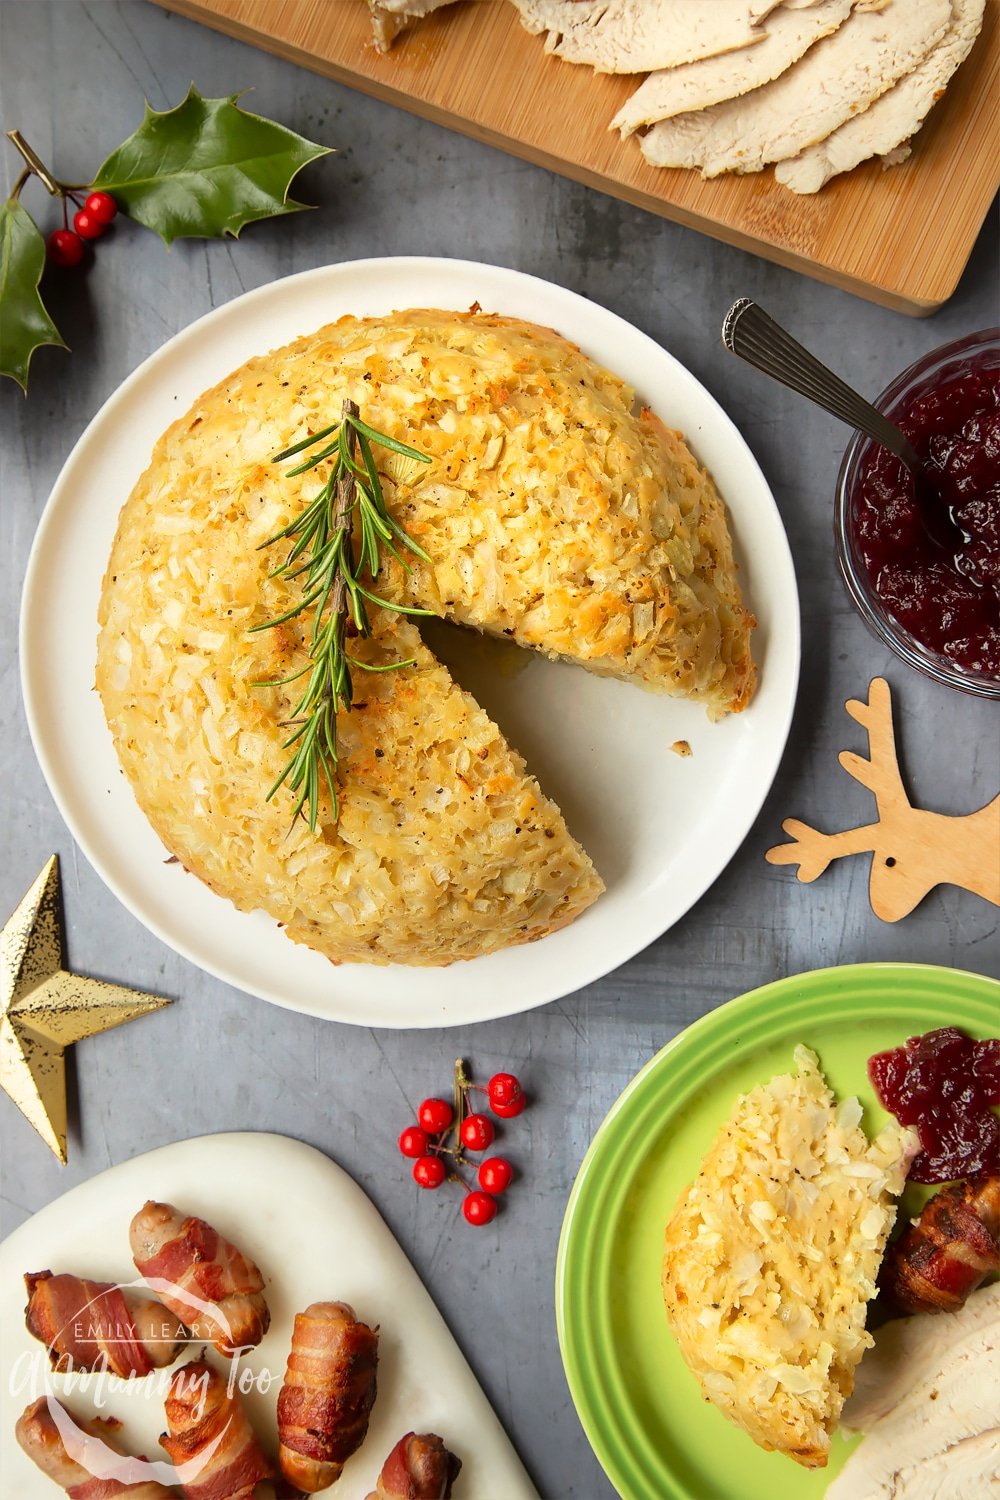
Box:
[452,1057,468,1157]
[6,130,62,196]
[454,1057,471,1106]
[429,1140,464,1163]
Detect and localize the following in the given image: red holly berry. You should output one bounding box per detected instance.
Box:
[398,1125,429,1159]
[462,1190,497,1226]
[417,1097,453,1134]
[459,1113,494,1152]
[85,191,118,224]
[478,1157,514,1194]
[413,1156,446,1190]
[487,1072,525,1118]
[47,229,85,268]
[72,208,105,241]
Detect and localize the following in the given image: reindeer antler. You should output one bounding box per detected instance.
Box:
[840,676,911,819]
[765,678,904,883]
[766,818,882,881]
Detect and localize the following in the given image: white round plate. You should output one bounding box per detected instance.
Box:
[21,257,799,1028]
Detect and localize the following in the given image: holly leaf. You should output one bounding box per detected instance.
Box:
[0,198,66,391]
[92,85,331,245]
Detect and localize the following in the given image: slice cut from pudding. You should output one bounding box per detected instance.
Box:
[662,1047,911,1467]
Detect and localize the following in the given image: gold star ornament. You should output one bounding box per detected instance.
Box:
[0,856,171,1162]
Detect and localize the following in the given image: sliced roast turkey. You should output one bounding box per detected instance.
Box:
[612,0,854,136]
[775,0,986,192]
[640,0,951,177]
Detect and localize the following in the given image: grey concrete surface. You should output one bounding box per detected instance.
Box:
[1,4,998,1497]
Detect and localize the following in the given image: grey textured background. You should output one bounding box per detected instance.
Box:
[1,4,998,1498]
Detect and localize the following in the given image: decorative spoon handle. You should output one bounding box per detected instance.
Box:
[721,298,924,475]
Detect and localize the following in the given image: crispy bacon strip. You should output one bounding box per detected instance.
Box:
[161,1358,272,1500]
[364,1433,461,1500]
[15,1396,175,1498]
[882,1175,1000,1313]
[24,1271,185,1377]
[277,1301,378,1492]
[130,1202,269,1354]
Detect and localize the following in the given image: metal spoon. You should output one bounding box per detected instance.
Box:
[721,298,959,549]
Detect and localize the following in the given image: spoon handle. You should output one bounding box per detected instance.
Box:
[722,298,924,473]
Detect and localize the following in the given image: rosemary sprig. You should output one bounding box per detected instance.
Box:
[251,399,431,830]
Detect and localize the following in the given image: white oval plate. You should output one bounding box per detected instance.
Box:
[21,257,799,1028]
[0,1132,538,1499]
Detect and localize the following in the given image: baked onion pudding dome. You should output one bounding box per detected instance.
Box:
[97,308,752,966]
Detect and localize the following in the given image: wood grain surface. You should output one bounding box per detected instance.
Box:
[766,678,1000,921]
[151,0,999,315]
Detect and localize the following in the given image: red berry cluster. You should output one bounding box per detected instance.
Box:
[47,191,118,267]
[398,1061,526,1227]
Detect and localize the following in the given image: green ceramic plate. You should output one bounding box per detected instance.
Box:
[555,963,1000,1500]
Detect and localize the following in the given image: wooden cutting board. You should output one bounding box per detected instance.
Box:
[153,0,998,315]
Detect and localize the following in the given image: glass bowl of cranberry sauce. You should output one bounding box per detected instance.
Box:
[835,328,1000,699]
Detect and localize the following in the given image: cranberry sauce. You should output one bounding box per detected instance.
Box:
[869,1027,1000,1183]
[852,346,1000,677]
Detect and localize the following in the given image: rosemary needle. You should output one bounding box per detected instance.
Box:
[251,398,431,831]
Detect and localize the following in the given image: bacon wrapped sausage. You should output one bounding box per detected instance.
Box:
[130,1202,269,1354]
[15,1395,175,1498]
[277,1301,378,1491]
[364,1433,461,1500]
[24,1271,186,1377]
[161,1358,272,1500]
[882,1174,1000,1313]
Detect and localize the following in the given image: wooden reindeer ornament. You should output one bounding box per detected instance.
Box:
[766,677,1000,921]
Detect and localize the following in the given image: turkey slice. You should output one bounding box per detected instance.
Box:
[612,0,854,136]
[835,1429,1000,1500]
[510,0,778,73]
[841,1282,1000,1434]
[775,0,986,192]
[368,0,465,51]
[640,0,951,177]
[826,1284,1000,1500]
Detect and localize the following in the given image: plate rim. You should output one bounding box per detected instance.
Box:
[19,254,800,1028]
[554,960,1000,1500]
